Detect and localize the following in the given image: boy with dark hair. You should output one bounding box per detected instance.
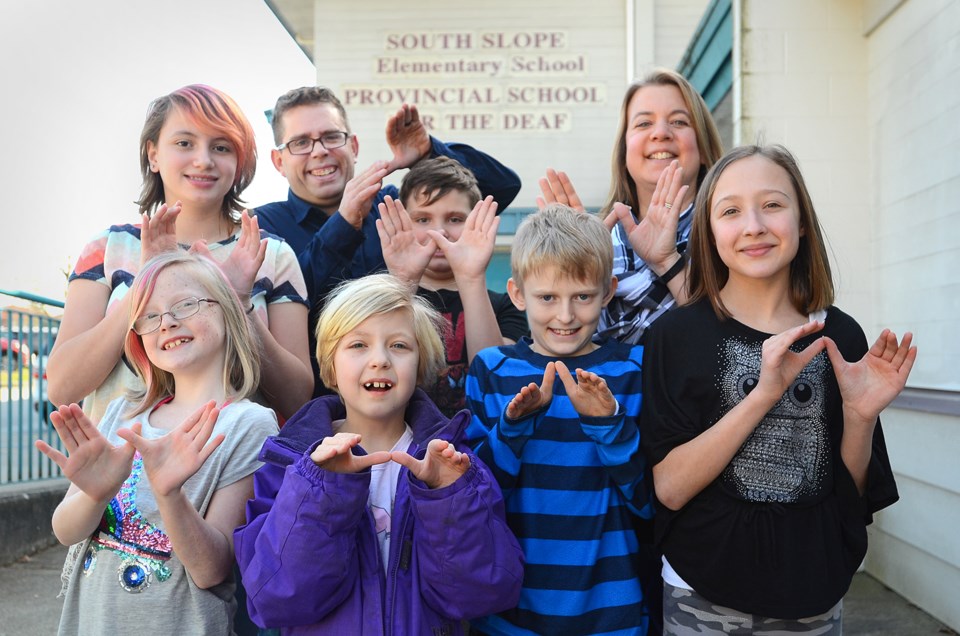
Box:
[465,204,654,635]
[377,156,527,416]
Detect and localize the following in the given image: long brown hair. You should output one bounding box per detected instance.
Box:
[602,68,723,216]
[687,145,835,319]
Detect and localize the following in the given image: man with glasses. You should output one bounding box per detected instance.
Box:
[255,86,520,394]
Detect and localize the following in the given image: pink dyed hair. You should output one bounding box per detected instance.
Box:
[136,84,257,218]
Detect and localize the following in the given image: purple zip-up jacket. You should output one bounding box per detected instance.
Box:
[234,389,524,635]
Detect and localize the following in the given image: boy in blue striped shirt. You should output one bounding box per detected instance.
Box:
[466,204,653,635]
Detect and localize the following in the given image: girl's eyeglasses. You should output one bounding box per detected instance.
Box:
[132,297,219,335]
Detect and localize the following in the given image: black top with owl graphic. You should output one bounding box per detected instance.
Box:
[641,299,899,619]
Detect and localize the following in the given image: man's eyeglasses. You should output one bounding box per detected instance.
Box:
[132,297,220,335]
[277,131,351,155]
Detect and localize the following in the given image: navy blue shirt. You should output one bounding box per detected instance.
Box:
[255,136,521,396]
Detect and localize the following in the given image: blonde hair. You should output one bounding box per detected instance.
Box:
[511,204,613,292]
[124,252,261,416]
[316,274,446,390]
[602,68,724,216]
[687,144,834,318]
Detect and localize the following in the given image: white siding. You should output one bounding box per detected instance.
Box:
[866,0,960,391]
[862,0,960,629]
[866,408,960,630]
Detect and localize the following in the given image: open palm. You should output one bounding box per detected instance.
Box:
[430,196,499,282]
[825,330,916,423]
[117,402,225,497]
[377,195,435,284]
[556,361,617,418]
[35,403,135,502]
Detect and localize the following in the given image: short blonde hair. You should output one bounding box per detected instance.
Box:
[511,204,613,292]
[316,274,446,390]
[124,252,261,417]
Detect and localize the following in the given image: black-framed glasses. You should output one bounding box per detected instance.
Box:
[132,297,219,335]
[277,131,351,155]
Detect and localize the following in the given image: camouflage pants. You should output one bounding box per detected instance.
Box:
[663,582,842,635]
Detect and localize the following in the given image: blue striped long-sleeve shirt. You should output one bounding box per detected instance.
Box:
[465,337,653,636]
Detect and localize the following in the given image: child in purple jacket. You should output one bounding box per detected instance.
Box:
[234,273,523,635]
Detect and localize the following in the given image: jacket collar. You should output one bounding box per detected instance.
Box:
[273,388,469,457]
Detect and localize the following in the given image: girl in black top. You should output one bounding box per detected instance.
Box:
[641,145,916,632]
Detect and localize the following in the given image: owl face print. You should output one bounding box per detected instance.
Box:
[718,337,829,503]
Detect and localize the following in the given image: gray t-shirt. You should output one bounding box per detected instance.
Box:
[58,397,278,636]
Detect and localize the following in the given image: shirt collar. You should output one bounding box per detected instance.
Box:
[286,188,327,225]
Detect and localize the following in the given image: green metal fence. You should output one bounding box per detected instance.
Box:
[0,290,64,485]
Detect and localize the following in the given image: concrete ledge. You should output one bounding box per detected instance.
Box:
[0,479,68,566]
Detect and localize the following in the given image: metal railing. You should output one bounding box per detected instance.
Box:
[0,289,64,485]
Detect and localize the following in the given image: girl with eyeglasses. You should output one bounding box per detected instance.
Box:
[46,84,313,424]
[37,251,279,634]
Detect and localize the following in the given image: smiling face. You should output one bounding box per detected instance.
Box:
[406,189,474,285]
[146,107,238,214]
[137,266,226,380]
[709,155,804,288]
[271,103,359,212]
[624,84,701,206]
[331,308,420,428]
[508,265,616,359]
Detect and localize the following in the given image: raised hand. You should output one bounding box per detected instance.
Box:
[506,362,556,420]
[428,195,499,283]
[116,401,225,498]
[341,161,391,229]
[753,321,827,405]
[825,330,916,423]
[140,201,182,267]
[391,438,471,489]
[35,403,136,503]
[604,161,689,275]
[309,432,392,473]
[193,210,266,305]
[555,360,617,418]
[385,104,431,172]
[376,195,436,284]
[536,168,585,212]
